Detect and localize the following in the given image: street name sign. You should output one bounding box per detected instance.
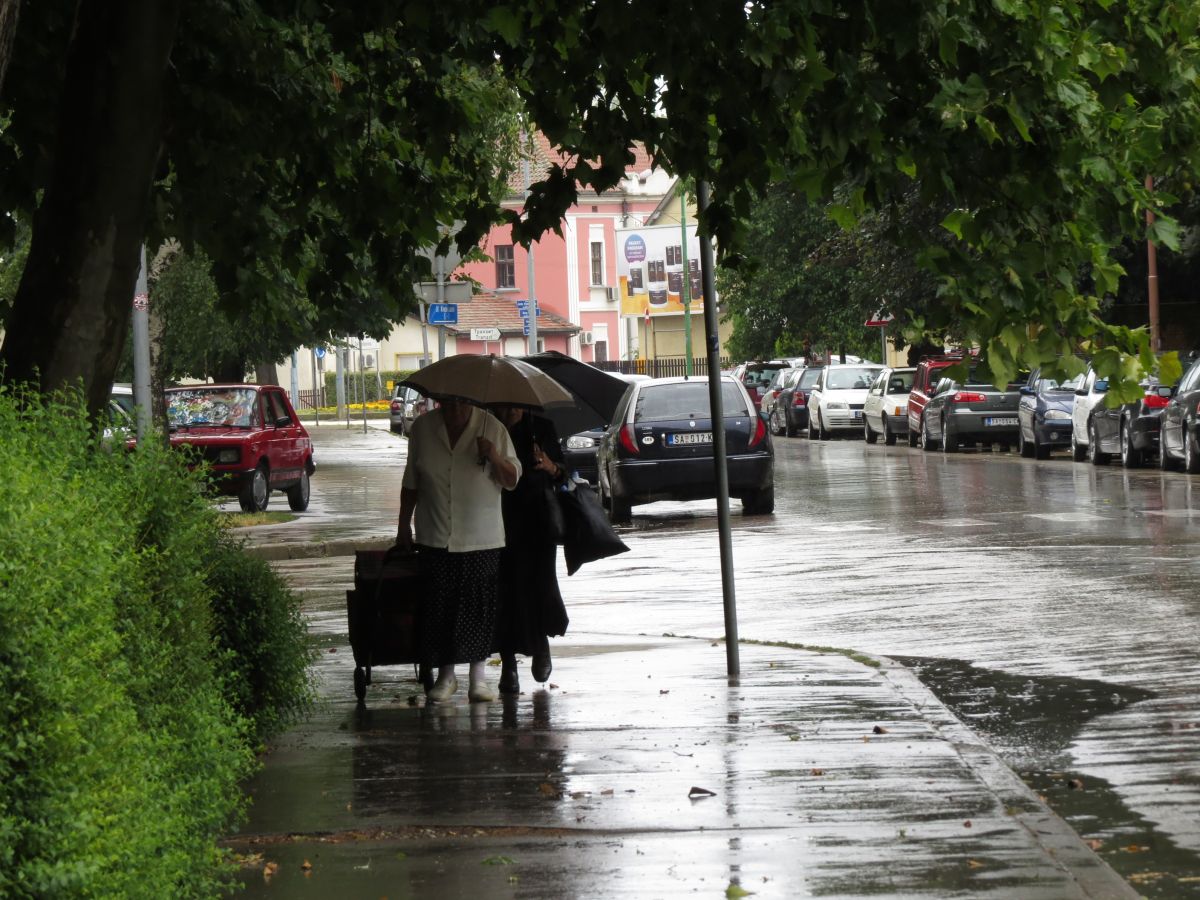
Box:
[428,303,459,325]
[470,327,501,342]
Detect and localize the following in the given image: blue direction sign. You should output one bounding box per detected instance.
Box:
[428,303,458,325]
[522,323,530,336]
[314,346,326,359]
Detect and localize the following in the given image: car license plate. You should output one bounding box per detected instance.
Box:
[668,432,712,445]
[984,417,1018,427]
[852,410,862,419]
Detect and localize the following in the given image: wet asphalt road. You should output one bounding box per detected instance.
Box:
[246,419,1200,889]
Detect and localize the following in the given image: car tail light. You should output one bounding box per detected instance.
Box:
[793,392,806,406]
[1142,393,1169,410]
[748,414,767,448]
[390,400,402,412]
[619,424,640,455]
[952,391,988,404]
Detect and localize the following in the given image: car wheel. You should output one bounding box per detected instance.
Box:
[921,416,938,452]
[807,414,817,439]
[1018,426,1034,458]
[883,420,897,446]
[238,463,270,512]
[601,480,631,525]
[941,418,957,452]
[1160,432,1175,471]
[390,421,403,434]
[1088,421,1109,465]
[742,484,775,515]
[770,407,785,436]
[863,417,878,444]
[1120,421,1142,469]
[785,412,799,438]
[286,469,311,511]
[1070,428,1087,462]
[817,411,830,440]
[1186,427,1200,474]
[907,420,919,448]
[1033,431,1050,460]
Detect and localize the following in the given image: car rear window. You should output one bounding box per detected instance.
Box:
[634,383,749,422]
[167,388,261,427]
[798,368,821,388]
[825,367,881,390]
[886,371,915,393]
[742,367,785,388]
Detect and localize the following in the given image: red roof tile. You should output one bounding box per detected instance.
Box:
[443,290,578,336]
[505,132,658,196]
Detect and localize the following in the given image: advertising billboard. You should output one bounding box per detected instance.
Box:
[615,224,709,317]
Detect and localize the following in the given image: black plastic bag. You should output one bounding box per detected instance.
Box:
[558,483,629,575]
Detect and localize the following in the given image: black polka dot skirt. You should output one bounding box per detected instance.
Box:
[417,546,500,666]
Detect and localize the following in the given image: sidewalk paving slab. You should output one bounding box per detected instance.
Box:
[225,557,1136,900]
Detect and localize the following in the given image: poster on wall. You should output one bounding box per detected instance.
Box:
[616,224,710,317]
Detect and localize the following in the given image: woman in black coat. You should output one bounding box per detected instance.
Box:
[494,407,569,694]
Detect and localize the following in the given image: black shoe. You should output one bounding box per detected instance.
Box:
[531,652,552,683]
[499,659,519,694]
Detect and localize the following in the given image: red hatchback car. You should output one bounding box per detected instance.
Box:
[165,384,315,512]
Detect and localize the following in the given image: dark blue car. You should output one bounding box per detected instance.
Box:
[1017,368,1082,459]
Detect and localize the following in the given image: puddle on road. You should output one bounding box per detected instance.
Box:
[894,656,1200,898]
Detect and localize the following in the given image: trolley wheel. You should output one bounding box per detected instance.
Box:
[354,666,367,701]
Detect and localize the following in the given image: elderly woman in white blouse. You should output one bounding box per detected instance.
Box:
[395,398,520,702]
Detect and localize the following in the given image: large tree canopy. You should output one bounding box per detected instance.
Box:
[2,0,1199,414]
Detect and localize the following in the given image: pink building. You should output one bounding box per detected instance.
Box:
[458,135,673,363]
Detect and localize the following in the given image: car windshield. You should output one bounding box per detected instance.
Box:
[825,367,881,390]
[743,367,784,388]
[886,371,914,393]
[167,388,261,427]
[1040,374,1084,392]
[634,383,747,422]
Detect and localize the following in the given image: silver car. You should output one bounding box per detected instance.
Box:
[921,366,1026,451]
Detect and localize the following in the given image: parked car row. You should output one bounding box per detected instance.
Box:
[759,351,1200,476]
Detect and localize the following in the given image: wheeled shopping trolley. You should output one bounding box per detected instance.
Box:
[346,549,428,700]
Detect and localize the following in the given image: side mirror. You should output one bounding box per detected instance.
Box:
[1019,386,1033,396]
[1158,385,1174,399]
[274,415,292,428]
[1075,387,1087,396]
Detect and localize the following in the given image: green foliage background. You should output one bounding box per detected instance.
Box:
[0,387,313,897]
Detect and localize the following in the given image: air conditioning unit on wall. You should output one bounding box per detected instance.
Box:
[580,331,595,346]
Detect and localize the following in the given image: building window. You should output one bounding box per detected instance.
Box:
[590,241,604,286]
[495,245,515,289]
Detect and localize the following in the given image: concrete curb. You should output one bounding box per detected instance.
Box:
[874,654,1139,900]
[243,537,392,561]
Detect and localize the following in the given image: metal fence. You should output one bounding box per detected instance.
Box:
[594,356,730,378]
[296,388,327,410]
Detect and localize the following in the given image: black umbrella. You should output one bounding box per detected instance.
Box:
[517,351,633,437]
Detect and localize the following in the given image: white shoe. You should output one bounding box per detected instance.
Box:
[468,680,497,702]
[428,673,458,702]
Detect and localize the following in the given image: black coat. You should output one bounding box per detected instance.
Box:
[496,414,569,654]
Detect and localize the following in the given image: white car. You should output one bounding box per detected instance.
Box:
[807,364,884,439]
[1069,367,1109,461]
[862,367,915,445]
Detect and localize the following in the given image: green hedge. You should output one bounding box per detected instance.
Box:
[0,386,313,897]
[323,369,416,404]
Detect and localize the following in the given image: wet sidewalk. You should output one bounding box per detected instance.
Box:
[226,555,1135,900]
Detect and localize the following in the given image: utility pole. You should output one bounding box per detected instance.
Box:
[1145,175,1162,352]
[522,131,539,354]
[436,254,447,360]
[131,244,151,442]
[680,188,693,376]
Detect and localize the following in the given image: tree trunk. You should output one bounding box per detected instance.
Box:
[254,362,279,386]
[0,0,181,420]
[0,0,19,98]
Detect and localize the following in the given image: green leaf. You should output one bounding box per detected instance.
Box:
[895,154,917,178]
[940,209,973,239]
[1158,352,1183,387]
[1147,216,1181,251]
[726,884,755,898]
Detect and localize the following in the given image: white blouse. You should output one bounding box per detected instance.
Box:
[401,406,521,552]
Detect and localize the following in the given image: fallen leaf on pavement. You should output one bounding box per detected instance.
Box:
[1067,778,1084,790]
[873,725,889,734]
[538,782,558,797]
[725,883,755,897]
[963,820,972,828]
[967,860,985,869]
[689,786,717,797]
[660,689,670,694]
[482,856,515,866]
[1121,844,1150,853]
[262,861,279,881]
[301,859,313,871]
[1085,839,1103,850]
[810,768,825,776]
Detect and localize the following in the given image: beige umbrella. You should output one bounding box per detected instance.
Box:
[399,354,573,409]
